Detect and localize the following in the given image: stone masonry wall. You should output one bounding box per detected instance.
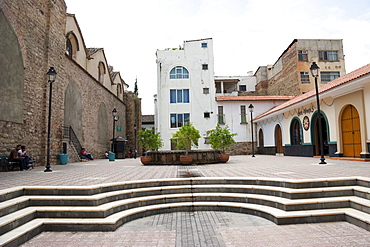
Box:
[0,0,129,166]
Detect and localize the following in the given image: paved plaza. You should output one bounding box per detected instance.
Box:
[2,155,370,246]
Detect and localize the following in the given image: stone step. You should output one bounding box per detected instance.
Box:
[2,201,370,246]
[2,177,370,246]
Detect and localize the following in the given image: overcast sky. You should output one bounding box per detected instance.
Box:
[65,0,370,114]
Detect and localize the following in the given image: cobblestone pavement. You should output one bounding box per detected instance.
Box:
[2,155,370,246]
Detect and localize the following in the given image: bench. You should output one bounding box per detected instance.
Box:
[0,155,35,172]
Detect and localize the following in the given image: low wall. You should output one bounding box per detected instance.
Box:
[147,150,221,165]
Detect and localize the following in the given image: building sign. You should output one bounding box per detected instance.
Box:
[303,116,310,131]
[116,125,122,132]
[297,106,315,117]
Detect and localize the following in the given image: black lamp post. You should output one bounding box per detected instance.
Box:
[310,62,326,164]
[111,108,119,153]
[248,104,255,157]
[112,108,119,140]
[45,67,57,172]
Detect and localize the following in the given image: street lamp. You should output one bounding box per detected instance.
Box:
[248,104,255,157]
[112,108,119,140]
[310,62,326,164]
[45,67,57,172]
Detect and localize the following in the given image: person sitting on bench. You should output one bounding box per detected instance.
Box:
[81,148,93,160]
[10,144,29,171]
[18,145,31,168]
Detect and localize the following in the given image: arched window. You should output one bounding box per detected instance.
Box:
[290,118,302,145]
[117,83,122,97]
[65,32,79,60]
[98,62,106,84]
[169,66,189,79]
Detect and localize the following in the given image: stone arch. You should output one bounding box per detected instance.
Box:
[66,31,79,60]
[0,9,24,123]
[98,62,106,84]
[64,82,83,142]
[98,103,109,146]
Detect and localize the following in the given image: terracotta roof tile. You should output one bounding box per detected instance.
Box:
[255,63,370,120]
[216,95,296,101]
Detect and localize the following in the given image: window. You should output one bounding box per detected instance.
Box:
[298,50,308,61]
[240,105,247,123]
[66,39,73,59]
[319,51,338,61]
[300,71,310,83]
[170,113,190,128]
[201,43,207,48]
[239,85,247,91]
[98,62,106,84]
[202,64,208,70]
[320,71,340,83]
[291,119,302,145]
[203,88,209,94]
[170,89,190,103]
[204,112,210,118]
[169,66,189,79]
[218,106,224,124]
[65,32,79,60]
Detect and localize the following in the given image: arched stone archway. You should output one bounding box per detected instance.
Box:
[64,82,83,142]
[341,105,361,157]
[0,10,24,123]
[98,103,109,147]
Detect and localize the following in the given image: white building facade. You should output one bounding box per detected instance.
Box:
[155,38,217,150]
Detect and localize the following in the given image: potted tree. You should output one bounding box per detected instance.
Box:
[207,124,237,163]
[138,129,163,165]
[171,123,201,165]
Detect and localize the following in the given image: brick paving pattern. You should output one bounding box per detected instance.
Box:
[1,155,370,246]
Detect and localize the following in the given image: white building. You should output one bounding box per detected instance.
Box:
[155,38,217,150]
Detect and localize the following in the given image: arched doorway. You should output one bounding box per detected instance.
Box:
[341,105,361,157]
[275,124,283,154]
[312,112,329,156]
[258,129,264,148]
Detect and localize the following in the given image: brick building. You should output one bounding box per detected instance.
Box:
[0,0,141,166]
[255,39,346,96]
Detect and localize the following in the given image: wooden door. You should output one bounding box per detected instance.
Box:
[275,125,283,153]
[341,105,361,157]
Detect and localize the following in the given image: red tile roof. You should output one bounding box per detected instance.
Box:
[255,63,370,120]
[216,95,296,101]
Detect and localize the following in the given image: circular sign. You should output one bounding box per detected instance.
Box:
[303,116,310,131]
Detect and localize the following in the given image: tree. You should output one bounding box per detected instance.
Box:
[171,123,201,155]
[138,129,163,154]
[207,124,237,154]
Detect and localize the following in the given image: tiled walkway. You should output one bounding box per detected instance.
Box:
[2,155,370,246]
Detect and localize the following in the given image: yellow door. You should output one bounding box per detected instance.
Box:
[341,105,361,157]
